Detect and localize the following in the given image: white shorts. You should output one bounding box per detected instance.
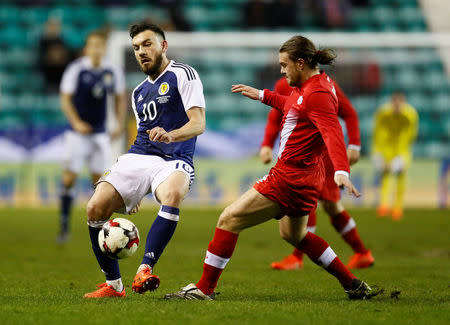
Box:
[99,153,195,214]
[62,130,110,174]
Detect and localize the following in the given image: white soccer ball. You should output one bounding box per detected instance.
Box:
[98,218,140,259]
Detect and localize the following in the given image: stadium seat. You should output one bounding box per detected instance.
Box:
[105,7,130,29]
[63,26,87,49]
[201,69,229,93]
[372,7,398,31]
[209,5,242,30]
[408,93,428,114]
[350,8,371,31]
[433,93,450,114]
[19,8,48,27]
[72,7,106,28]
[0,6,20,26]
[185,6,212,30]
[398,7,426,31]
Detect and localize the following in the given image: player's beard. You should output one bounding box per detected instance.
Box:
[142,53,163,78]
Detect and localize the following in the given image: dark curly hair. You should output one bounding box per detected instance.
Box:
[129,22,165,40]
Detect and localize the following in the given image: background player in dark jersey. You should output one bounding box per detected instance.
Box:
[166,36,380,301]
[83,22,206,298]
[58,31,126,243]
[263,77,374,270]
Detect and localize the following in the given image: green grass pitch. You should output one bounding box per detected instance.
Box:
[1,207,449,324]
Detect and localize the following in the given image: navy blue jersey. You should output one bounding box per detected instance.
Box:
[60,57,125,133]
[128,60,206,167]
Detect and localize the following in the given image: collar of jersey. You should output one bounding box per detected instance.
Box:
[81,56,106,70]
[147,60,173,84]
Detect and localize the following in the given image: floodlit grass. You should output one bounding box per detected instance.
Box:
[1,207,449,324]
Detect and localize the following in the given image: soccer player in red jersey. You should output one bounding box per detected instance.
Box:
[165,36,381,300]
[262,77,375,270]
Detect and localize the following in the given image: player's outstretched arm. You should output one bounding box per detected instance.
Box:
[147,106,205,144]
[231,84,260,100]
[232,85,289,111]
[334,173,361,197]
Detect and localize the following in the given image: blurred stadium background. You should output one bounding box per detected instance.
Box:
[0,0,449,209]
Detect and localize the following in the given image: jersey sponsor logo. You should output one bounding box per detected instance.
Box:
[297,96,303,105]
[159,82,170,95]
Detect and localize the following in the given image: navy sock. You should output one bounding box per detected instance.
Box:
[60,188,73,234]
[142,205,179,267]
[88,225,121,280]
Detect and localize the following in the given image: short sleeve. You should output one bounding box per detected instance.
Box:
[60,62,79,94]
[177,67,206,111]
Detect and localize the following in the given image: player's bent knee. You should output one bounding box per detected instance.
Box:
[86,199,108,222]
[279,227,295,245]
[217,206,241,232]
[160,189,185,206]
[279,225,308,247]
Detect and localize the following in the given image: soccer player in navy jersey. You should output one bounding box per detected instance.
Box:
[83,22,206,298]
[58,31,126,243]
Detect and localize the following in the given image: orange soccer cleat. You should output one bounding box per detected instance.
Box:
[132,265,160,294]
[347,250,375,269]
[376,205,390,218]
[270,254,303,270]
[83,283,126,298]
[391,208,403,221]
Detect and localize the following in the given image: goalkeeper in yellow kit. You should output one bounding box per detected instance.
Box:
[372,91,418,220]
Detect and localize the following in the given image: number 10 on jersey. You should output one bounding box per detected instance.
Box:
[143,101,157,121]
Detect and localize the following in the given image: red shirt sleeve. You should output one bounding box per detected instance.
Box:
[335,82,361,147]
[304,91,350,173]
[262,89,289,111]
[261,108,282,147]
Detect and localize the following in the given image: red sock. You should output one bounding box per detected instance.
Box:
[296,232,355,290]
[292,210,317,259]
[196,228,239,295]
[331,210,368,254]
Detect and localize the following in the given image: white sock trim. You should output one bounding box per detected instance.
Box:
[204,250,230,269]
[137,264,151,274]
[159,209,179,221]
[307,226,316,233]
[317,246,337,268]
[106,278,123,292]
[340,218,356,235]
[87,220,107,228]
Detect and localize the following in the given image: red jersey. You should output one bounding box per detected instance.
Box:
[262,73,350,173]
[261,76,361,150]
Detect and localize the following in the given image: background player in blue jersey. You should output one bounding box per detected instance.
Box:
[83,22,206,298]
[58,31,126,243]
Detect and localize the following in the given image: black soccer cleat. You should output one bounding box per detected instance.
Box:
[164,283,216,300]
[346,279,383,300]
